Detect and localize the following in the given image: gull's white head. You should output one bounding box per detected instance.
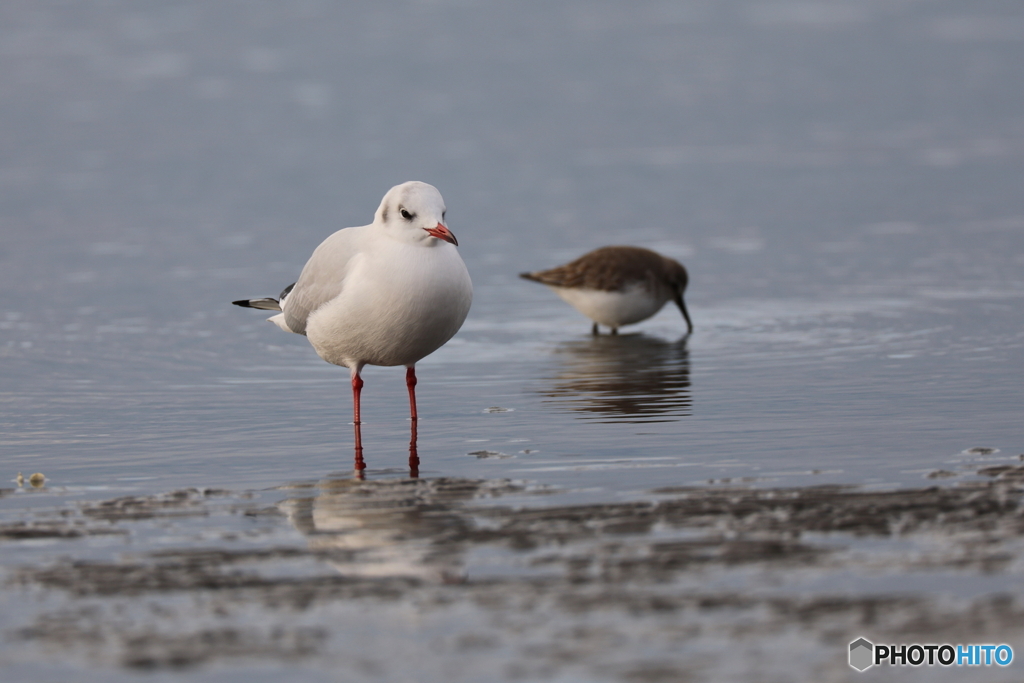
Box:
[374,181,458,246]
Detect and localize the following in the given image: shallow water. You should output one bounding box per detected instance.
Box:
[2,0,1024,680]
[3,472,1024,682]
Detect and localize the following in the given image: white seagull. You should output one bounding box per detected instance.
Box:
[233,181,472,457]
[520,245,692,336]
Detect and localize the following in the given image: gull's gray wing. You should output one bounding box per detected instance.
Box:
[282,227,363,335]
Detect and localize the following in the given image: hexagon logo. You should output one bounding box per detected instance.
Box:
[849,638,874,671]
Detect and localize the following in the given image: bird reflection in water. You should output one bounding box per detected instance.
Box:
[538,334,691,422]
[278,477,489,581]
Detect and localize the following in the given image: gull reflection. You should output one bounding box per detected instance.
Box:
[278,477,485,580]
[538,333,691,422]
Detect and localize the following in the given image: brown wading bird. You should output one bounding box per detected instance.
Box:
[520,246,692,335]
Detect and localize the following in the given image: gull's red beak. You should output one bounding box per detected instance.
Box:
[424,223,458,246]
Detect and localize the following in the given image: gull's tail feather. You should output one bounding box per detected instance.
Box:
[232,297,281,311]
[232,283,297,333]
[231,282,295,311]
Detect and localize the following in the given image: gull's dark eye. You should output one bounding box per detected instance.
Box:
[442,210,446,221]
[400,207,415,221]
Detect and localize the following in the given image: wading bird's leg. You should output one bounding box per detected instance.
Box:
[352,372,365,475]
[591,322,599,336]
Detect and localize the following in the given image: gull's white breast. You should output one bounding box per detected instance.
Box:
[303,235,472,369]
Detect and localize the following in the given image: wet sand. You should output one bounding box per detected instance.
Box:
[3,462,1024,682]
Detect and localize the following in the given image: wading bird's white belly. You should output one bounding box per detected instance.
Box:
[553,283,667,327]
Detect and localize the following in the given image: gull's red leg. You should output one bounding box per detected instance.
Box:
[406,366,418,422]
[408,418,419,479]
[352,372,365,474]
[352,372,364,425]
[405,366,419,477]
